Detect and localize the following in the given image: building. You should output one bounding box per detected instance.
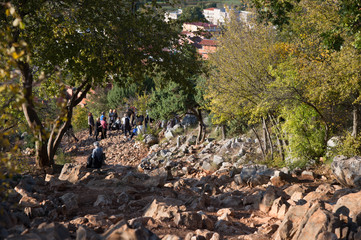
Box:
[203,7,251,25]
[198,39,218,60]
[164,9,182,22]
[203,7,227,25]
[182,22,219,33]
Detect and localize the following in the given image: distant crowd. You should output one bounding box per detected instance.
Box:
[87,108,151,142]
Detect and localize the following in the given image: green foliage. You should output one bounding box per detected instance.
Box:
[107,82,137,108]
[334,133,361,158]
[148,81,189,121]
[146,125,162,137]
[227,118,249,137]
[135,133,145,142]
[54,149,72,165]
[133,93,150,117]
[72,106,88,132]
[250,0,299,27]
[261,153,286,168]
[281,104,326,167]
[86,87,110,119]
[178,5,207,23]
[23,133,35,149]
[0,3,27,195]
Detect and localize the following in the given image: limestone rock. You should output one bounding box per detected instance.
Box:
[143,199,179,221]
[174,211,203,230]
[144,134,159,146]
[103,221,159,240]
[333,190,361,224]
[275,201,339,240]
[59,163,87,184]
[93,195,112,207]
[331,155,361,188]
[59,192,79,215]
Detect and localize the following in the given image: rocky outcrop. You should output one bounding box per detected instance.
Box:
[331,155,361,188]
[3,129,357,240]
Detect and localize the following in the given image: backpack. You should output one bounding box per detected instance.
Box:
[86,153,105,168]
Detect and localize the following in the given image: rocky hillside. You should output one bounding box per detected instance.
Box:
[1,127,361,240]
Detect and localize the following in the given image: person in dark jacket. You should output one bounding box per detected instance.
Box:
[122,113,131,136]
[88,112,94,136]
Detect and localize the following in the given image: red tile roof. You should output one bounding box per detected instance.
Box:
[204,8,216,11]
[185,22,218,28]
[199,39,218,46]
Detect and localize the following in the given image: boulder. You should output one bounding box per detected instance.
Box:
[275,201,339,240]
[174,211,203,230]
[58,163,87,184]
[103,221,159,240]
[76,225,101,240]
[333,190,361,226]
[143,199,179,221]
[165,130,174,140]
[144,134,159,146]
[213,155,224,166]
[269,197,289,220]
[59,192,79,215]
[331,155,361,188]
[234,165,273,187]
[93,195,112,207]
[8,222,71,240]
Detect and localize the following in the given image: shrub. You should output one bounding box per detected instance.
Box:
[334,132,361,158]
[72,106,88,132]
[54,149,72,165]
[281,104,326,168]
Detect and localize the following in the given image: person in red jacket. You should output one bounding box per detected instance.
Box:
[100,116,108,139]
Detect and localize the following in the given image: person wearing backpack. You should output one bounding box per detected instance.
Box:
[86,141,104,168]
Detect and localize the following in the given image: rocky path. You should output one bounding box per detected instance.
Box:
[2,129,361,239]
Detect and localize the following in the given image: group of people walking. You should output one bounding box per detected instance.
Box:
[87,109,148,141]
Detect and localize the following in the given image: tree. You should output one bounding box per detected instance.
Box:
[206,13,282,157]
[250,0,300,27]
[148,76,206,143]
[0,0,190,168]
[148,42,206,143]
[178,5,207,23]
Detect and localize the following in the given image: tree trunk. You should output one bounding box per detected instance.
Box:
[262,117,268,154]
[269,115,285,160]
[252,127,265,161]
[194,108,205,144]
[221,125,226,140]
[265,117,273,160]
[19,60,91,168]
[352,105,359,138]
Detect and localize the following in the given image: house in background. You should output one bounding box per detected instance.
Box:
[181,22,218,59]
[198,39,217,60]
[182,22,220,33]
[164,9,182,22]
[203,7,252,25]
